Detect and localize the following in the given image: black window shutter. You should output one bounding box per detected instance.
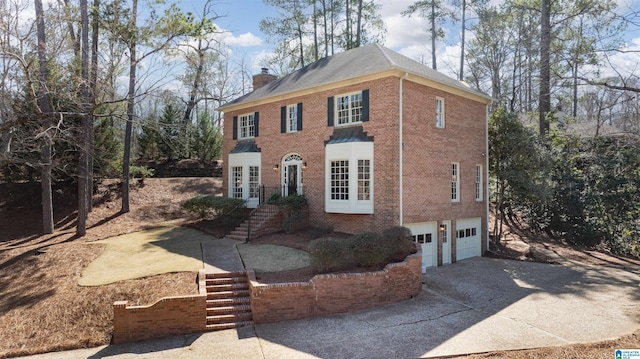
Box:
[297,103,303,130]
[327,96,334,126]
[232,116,238,140]
[361,89,370,122]
[280,106,286,133]
[254,112,259,137]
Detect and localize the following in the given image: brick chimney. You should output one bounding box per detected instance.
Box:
[252,68,277,90]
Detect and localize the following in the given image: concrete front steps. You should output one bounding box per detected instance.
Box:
[204,271,253,331]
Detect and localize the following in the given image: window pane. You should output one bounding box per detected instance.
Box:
[232,166,243,198]
[288,105,297,132]
[337,95,350,124]
[249,166,259,198]
[357,159,370,200]
[239,113,255,139]
[330,160,349,200]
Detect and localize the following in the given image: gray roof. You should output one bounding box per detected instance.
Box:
[325,126,374,145]
[220,44,491,110]
[229,140,261,154]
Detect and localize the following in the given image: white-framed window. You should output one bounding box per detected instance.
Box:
[336,91,363,125]
[232,166,243,198]
[330,160,349,200]
[228,152,261,208]
[436,97,445,128]
[357,159,371,200]
[475,164,483,201]
[325,141,374,213]
[239,113,255,139]
[249,166,260,199]
[287,104,297,133]
[451,162,460,202]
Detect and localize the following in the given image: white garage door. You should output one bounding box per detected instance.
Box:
[456,217,482,261]
[405,222,438,272]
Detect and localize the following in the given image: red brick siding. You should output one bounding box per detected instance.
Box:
[112,295,207,344]
[223,75,487,239]
[401,80,488,261]
[248,250,422,323]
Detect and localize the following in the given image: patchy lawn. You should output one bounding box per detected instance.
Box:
[80,226,217,286]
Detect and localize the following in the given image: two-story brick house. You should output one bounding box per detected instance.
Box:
[219,44,492,271]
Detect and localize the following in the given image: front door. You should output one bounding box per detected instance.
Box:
[286,164,298,195]
[441,220,451,264]
[282,153,303,196]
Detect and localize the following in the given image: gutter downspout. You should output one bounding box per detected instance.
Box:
[399,72,408,226]
[485,104,490,252]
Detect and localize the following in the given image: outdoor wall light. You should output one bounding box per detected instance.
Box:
[439,224,446,232]
[302,162,307,169]
[273,164,279,172]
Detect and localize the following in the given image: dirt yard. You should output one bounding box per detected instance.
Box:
[0,177,638,358]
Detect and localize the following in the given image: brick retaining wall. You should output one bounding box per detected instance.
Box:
[112,272,208,344]
[248,249,422,323]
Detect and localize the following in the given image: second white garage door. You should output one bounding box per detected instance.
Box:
[455,217,482,261]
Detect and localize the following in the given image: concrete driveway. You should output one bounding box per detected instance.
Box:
[26,258,640,359]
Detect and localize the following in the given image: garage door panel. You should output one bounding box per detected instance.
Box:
[456,218,481,261]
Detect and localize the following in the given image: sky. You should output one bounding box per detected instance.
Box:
[178,0,640,81]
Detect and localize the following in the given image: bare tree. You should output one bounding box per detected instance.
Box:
[34,0,54,234]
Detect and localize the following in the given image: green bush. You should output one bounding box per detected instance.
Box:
[351,232,388,267]
[183,195,245,219]
[308,226,417,273]
[129,165,155,179]
[382,226,417,257]
[308,237,355,273]
[270,194,308,233]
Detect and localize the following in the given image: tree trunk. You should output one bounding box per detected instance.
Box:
[87,0,99,212]
[313,0,319,61]
[121,0,137,214]
[539,0,551,137]
[322,0,328,57]
[35,0,53,234]
[346,0,351,49]
[459,0,465,81]
[355,0,362,47]
[431,0,437,70]
[77,0,90,236]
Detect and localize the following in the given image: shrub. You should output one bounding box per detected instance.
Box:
[308,237,355,273]
[351,232,388,267]
[183,195,245,219]
[382,226,417,257]
[270,194,308,233]
[129,165,155,179]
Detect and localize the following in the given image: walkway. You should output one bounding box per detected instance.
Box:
[201,237,245,273]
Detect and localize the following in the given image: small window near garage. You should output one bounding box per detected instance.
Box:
[441,224,448,243]
[436,97,445,128]
[451,162,460,202]
[476,164,483,201]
